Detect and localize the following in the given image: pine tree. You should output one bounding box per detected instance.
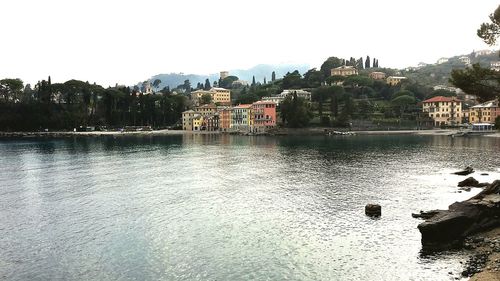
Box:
[365,56,371,68]
[271,71,276,82]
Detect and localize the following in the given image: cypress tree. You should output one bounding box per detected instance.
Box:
[271,71,276,82]
[365,56,371,68]
[264,77,267,84]
[204,78,210,90]
[252,76,256,87]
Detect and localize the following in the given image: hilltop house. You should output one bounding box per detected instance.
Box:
[331,66,358,77]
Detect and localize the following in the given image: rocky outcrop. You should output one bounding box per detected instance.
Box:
[417,180,500,250]
[453,166,474,176]
[458,177,490,188]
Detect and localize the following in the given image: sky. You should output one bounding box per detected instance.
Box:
[0,0,499,87]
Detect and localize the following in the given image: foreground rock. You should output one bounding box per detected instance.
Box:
[417,180,500,250]
[458,177,490,188]
[365,204,381,217]
[453,166,475,176]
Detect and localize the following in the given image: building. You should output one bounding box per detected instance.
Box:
[182,110,203,131]
[437,57,449,64]
[262,96,285,104]
[469,100,500,124]
[252,101,277,132]
[386,76,407,86]
[422,96,463,126]
[190,87,231,106]
[142,81,154,95]
[220,71,229,80]
[232,104,253,131]
[202,114,219,131]
[331,66,358,77]
[219,107,233,132]
[194,104,217,116]
[474,49,494,57]
[490,61,500,72]
[279,89,311,101]
[369,72,386,80]
[459,56,471,65]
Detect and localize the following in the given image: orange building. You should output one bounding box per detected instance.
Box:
[219,107,232,132]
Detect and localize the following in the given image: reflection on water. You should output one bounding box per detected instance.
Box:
[0,134,499,280]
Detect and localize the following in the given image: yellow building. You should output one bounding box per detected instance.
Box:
[469,100,500,124]
[422,96,462,126]
[232,104,253,131]
[330,66,358,77]
[190,88,231,106]
[387,76,407,86]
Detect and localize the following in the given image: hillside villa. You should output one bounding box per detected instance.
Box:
[331,66,358,77]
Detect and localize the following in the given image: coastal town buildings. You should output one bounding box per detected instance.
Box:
[422,96,463,126]
[261,89,312,105]
[469,100,500,124]
[331,66,358,77]
[459,56,471,65]
[386,76,407,86]
[232,104,253,131]
[219,107,232,132]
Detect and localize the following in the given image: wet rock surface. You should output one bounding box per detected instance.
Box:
[453,166,475,176]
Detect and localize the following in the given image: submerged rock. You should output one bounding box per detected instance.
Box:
[417,180,500,250]
[458,177,490,188]
[453,166,474,176]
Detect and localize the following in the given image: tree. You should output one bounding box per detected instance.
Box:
[282,70,303,89]
[427,89,457,99]
[0,78,23,102]
[263,77,267,84]
[204,78,211,90]
[200,93,212,105]
[391,95,416,118]
[496,116,500,131]
[477,5,500,45]
[280,93,313,127]
[357,57,364,69]
[183,79,191,93]
[152,79,162,91]
[303,68,323,88]
[320,57,344,78]
[252,76,256,87]
[365,56,371,68]
[451,4,500,102]
[271,71,276,82]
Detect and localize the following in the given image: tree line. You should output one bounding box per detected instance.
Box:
[0,77,187,131]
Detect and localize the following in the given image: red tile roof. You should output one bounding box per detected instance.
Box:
[422,96,462,103]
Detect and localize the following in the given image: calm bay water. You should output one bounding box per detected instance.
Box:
[1,134,500,281]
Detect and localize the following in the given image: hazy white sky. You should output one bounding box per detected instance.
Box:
[0,0,498,86]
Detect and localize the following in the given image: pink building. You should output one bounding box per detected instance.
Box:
[252,101,277,131]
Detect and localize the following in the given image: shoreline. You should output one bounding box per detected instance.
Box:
[0,128,498,138]
[468,227,500,280]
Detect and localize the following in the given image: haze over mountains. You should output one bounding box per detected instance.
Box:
[144,64,310,90]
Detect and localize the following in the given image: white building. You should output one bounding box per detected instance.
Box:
[459,56,471,65]
[437,57,449,64]
[491,61,500,72]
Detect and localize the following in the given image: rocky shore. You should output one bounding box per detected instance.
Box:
[415,171,500,279]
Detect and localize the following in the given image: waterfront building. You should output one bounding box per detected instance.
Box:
[252,101,277,132]
[469,100,500,124]
[386,76,407,86]
[219,107,233,132]
[330,66,358,77]
[232,104,253,131]
[422,96,462,126]
[202,114,219,131]
[369,72,386,80]
[182,110,203,131]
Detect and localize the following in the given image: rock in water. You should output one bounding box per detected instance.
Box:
[365,204,381,217]
[458,177,479,187]
[453,166,474,176]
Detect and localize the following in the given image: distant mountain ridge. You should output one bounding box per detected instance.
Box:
[143,63,310,90]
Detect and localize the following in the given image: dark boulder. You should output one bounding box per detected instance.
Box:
[417,180,500,250]
[453,166,474,176]
[457,177,490,188]
[365,204,381,217]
